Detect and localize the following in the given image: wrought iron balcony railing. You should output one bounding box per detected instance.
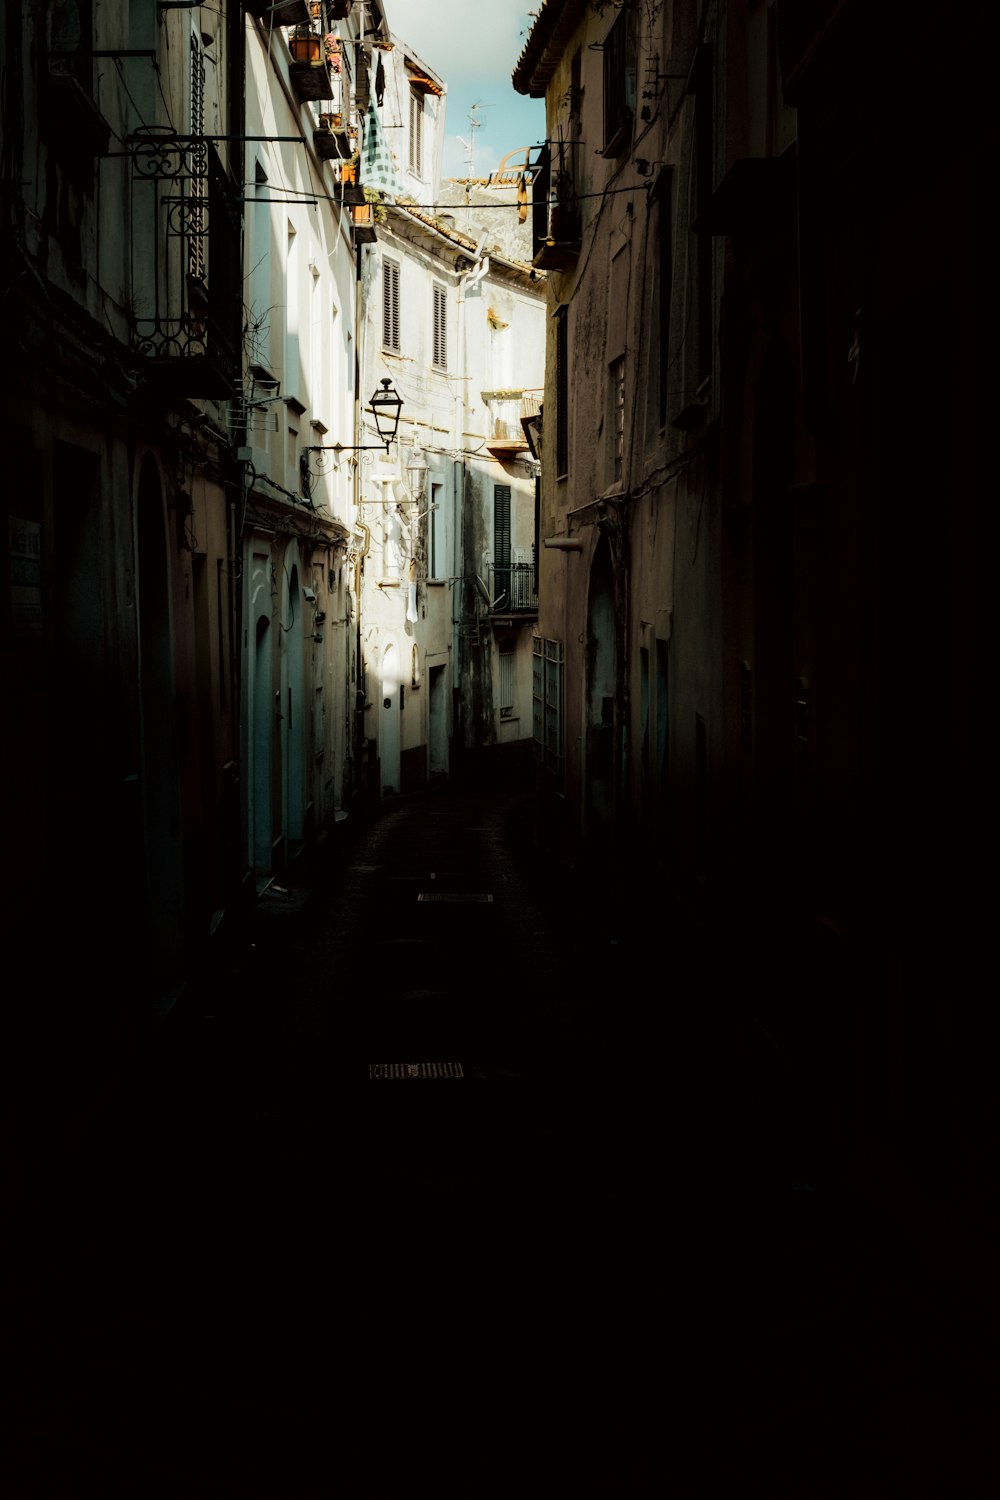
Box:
[128,132,242,398]
[488,560,538,615]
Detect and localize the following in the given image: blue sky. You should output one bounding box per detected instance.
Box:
[384,0,545,180]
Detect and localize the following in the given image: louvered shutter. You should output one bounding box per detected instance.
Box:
[383,259,399,351]
[409,89,423,176]
[432,284,447,369]
[494,485,511,568]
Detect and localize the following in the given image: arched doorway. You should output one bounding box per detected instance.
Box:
[136,453,184,982]
[380,642,401,795]
[585,537,617,856]
[281,560,306,854]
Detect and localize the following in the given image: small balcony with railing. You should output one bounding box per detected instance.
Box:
[128,132,242,398]
[488,550,538,619]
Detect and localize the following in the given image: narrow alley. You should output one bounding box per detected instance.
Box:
[7,757,996,1497]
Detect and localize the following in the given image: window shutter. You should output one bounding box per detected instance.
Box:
[409,89,423,176]
[432,284,447,369]
[493,485,511,568]
[383,259,399,351]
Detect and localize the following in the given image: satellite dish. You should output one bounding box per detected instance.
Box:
[473,574,492,607]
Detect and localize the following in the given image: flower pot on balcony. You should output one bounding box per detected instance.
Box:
[352,201,377,243]
[289,26,322,63]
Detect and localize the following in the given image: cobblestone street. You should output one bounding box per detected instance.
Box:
[5,760,997,1495]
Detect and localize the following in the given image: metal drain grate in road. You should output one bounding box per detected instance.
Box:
[370,1062,465,1079]
[417,892,493,903]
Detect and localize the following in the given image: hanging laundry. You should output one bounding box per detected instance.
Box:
[375,51,386,107]
[359,96,402,198]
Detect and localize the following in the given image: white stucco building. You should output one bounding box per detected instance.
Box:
[353,30,546,794]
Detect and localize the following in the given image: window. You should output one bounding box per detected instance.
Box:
[533,637,564,784]
[382,258,400,351]
[409,88,423,176]
[555,307,568,477]
[610,355,625,482]
[432,284,447,370]
[499,649,515,720]
[602,8,636,156]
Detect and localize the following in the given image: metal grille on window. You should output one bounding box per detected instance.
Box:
[432,284,447,370]
[189,35,206,283]
[383,259,400,351]
[499,649,514,719]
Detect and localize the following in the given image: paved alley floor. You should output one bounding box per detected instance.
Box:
[5,760,998,1495]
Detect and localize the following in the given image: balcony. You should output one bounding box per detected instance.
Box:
[290,60,336,102]
[128,134,242,398]
[351,202,378,243]
[488,558,538,617]
[482,390,532,462]
[314,117,353,160]
[530,144,580,270]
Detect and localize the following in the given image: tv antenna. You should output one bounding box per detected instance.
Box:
[457,102,491,176]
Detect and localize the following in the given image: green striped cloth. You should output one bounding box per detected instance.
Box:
[359,97,402,198]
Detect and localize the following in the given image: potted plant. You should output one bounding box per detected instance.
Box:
[289,26,322,64]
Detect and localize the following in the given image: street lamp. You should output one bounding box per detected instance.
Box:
[302,379,404,473]
[405,449,429,501]
[368,378,403,449]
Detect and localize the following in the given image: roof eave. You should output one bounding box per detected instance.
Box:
[512,0,591,98]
